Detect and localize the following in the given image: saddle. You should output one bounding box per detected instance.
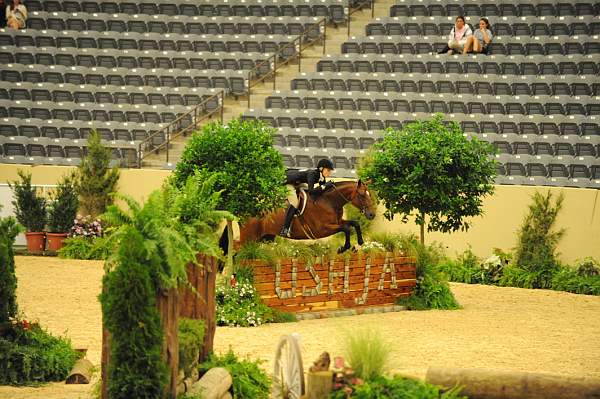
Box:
[295,189,308,216]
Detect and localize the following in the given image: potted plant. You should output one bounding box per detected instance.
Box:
[46,174,79,252]
[9,170,47,254]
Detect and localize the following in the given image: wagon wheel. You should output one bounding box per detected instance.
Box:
[272,334,305,399]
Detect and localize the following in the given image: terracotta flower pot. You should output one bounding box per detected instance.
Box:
[46,233,69,252]
[25,232,46,254]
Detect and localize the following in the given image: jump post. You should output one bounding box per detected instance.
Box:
[101,254,218,399]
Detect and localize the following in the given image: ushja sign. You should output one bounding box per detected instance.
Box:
[244,252,416,313]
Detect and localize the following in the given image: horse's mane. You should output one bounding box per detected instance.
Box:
[321,180,357,195]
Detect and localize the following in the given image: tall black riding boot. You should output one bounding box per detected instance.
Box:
[279,205,297,237]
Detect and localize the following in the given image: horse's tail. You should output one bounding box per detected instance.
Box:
[217,225,229,272]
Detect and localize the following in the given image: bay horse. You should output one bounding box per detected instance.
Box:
[220,180,376,256]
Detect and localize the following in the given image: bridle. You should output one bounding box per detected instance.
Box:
[331,182,371,215]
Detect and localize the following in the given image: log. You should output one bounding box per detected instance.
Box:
[65,358,94,384]
[426,367,600,399]
[306,371,333,399]
[188,367,232,399]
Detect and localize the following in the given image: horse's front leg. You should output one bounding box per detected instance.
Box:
[334,223,352,253]
[346,220,364,246]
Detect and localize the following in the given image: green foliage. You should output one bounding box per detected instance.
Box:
[172,119,287,222]
[57,236,110,260]
[9,170,46,232]
[359,114,496,243]
[329,375,466,399]
[550,266,600,296]
[438,249,506,285]
[99,227,168,399]
[216,279,273,327]
[397,242,460,310]
[76,130,120,218]
[268,308,298,323]
[512,190,565,289]
[575,257,600,277]
[99,174,233,398]
[344,329,390,380]
[0,323,82,386]
[102,174,231,290]
[200,349,271,399]
[0,208,24,323]
[178,318,205,379]
[368,232,416,254]
[47,173,79,233]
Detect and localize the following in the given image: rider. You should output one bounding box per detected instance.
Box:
[280,158,335,237]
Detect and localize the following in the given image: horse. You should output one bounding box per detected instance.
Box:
[219,180,376,256]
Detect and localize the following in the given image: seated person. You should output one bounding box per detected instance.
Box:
[444,16,473,54]
[463,18,493,54]
[6,0,27,30]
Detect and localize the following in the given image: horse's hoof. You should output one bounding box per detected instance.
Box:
[338,246,349,254]
[352,244,362,252]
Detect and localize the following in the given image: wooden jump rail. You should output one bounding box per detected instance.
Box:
[243,252,416,313]
[136,91,225,166]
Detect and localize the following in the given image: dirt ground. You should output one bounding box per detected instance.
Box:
[1,256,599,399]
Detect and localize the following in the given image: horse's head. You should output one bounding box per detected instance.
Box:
[351,180,376,220]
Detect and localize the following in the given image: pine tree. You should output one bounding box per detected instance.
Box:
[0,206,24,323]
[76,131,120,218]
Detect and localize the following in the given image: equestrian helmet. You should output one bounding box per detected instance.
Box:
[317,158,335,170]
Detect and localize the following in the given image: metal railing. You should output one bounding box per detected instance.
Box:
[246,17,328,107]
[347,0,375,37]
[136,90,225,167]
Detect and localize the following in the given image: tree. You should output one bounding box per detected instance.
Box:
[359,115,496,244]
[0,206,23,323]
[172,119,287,268]
[9,170,46,232]
[76,131,119,218]
[513,190,565,288]
[47,173,79,233]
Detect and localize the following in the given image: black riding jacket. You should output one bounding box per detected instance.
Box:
[285,168,327,194]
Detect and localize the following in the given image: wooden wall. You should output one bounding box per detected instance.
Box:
[246,252,416,313]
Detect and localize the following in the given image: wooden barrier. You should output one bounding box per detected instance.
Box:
[101,254,217,399]
[244,252,416,313]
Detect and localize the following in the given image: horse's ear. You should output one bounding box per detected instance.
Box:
[357,179,362,186]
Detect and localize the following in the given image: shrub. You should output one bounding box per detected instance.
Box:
[9,170,46,232]
[576,258,600,277]
[178,319,205,379]
[344,329,390,381]
[439,249,507,285]
[47,174,79,233]
[99,228,168,399]
[397,242,460,310]
[550,266,600,296]
[0,322,82,386]
[0,209,23,323]
[75,130,119,218]
[216,279,272,327]
[58,236,110,260]
[200,349,270,399]
[512,191,565,289]
[329,375,466,399]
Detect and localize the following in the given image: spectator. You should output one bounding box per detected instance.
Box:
[439,16,473,54]
[463,18,493,54]
[0,0,6,28]
[6,0,27,30]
